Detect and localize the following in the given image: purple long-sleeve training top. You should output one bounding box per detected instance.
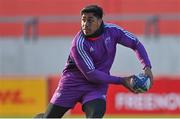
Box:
[60,22,151,91]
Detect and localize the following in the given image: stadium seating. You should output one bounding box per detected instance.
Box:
[0,0,179,37]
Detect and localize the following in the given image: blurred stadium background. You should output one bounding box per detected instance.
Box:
[0,0,180,118]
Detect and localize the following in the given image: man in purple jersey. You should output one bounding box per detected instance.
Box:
[35,5,153,118]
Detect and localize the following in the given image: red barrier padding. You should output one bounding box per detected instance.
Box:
[47,75,60,101]
[48,75,180,115]
[71,76,180,115]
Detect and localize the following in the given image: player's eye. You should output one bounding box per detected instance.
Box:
[81,18,86,22]
[87,19,94,23]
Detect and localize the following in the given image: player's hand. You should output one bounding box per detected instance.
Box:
[144,67,153,88]
[121,76,139,94]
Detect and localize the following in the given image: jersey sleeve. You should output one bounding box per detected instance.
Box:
[113,26,152,69]
[71,34,123,84]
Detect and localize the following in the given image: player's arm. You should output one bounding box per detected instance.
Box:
[115,27,153,89]
[71,36,123,85]
[115,28,153,77]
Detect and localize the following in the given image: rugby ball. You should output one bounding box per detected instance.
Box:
[130,73,151,93]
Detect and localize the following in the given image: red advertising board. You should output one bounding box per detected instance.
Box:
[48,75,60,101]
[48,75,180,115]
[71,76,180,115]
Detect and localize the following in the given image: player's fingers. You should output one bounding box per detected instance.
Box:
[122,76,139,94]
[124,82,139,94]
[129,88,139,94]
[144,69,153,89]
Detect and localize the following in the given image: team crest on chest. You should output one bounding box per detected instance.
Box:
[90,46,95,52]
[105,37,111,46]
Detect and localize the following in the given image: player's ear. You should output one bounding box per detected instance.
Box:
[97,19,102,26]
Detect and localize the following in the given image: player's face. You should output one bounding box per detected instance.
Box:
[81,13,102,36]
